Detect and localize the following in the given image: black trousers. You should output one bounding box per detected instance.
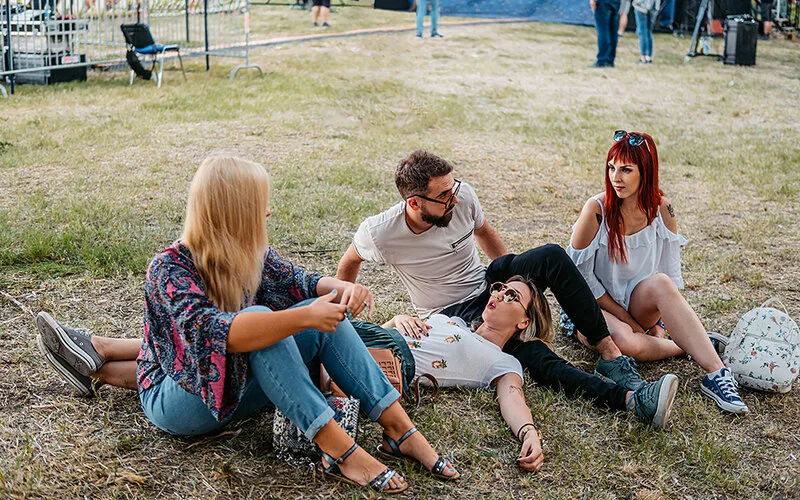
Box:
[441,244,628,411]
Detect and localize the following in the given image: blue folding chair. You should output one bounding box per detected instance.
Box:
[120,23,186,88]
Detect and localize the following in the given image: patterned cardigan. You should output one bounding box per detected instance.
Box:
[136,241,322,421]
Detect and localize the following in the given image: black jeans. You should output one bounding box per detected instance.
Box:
[441,244,627,411]
[504,337,628,411]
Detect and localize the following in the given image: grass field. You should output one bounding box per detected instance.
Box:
[1,6,799,499]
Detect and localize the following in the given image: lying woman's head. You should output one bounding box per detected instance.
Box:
[182,155,270,312]
[478,275,554,344]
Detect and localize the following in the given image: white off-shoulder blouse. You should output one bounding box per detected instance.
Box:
[566,197,688,310]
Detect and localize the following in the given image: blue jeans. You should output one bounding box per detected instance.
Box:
[140,302,400,438]
[416,0,439,36]
[660,0,675,27]
[594,0,620,66]
[635,9,657,58]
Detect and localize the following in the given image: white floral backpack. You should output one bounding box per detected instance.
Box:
[722,298,800,393]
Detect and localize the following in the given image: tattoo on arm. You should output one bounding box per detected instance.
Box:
[666,204,675,218]
[508,385,524,397]
[595,213,602,225]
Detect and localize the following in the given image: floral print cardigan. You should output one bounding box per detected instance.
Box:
[136,242,322,421]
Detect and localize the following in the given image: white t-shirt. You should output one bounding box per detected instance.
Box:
[566,197,688,310]
[352,182,487,318]
[406,314,523,389]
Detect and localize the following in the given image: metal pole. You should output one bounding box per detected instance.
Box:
[204,0,209,70]
[4,0,13,94]
[185,0,190,44]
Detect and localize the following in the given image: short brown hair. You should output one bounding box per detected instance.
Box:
[394,150,454,198]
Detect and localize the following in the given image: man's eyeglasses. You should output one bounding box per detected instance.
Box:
[489,282,525,307]
[406,179,461,211]
[614,130,645,147]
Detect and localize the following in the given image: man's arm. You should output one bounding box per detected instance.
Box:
[474,221,508,260]
[336,243,364,283]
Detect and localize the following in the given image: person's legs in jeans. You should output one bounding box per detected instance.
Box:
[595,0,620,66]
[430,0,439,35]
[415,0,427,36]
[635,9,649,60]
[282,302,459,478]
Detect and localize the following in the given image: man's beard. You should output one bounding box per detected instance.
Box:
[421,209,453,228]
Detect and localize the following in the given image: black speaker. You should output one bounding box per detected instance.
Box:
[724,16,758,65]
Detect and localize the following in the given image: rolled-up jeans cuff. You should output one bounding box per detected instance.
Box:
[366,387,401,421]
[304,405,336,441]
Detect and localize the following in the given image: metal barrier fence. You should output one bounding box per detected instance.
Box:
[1,0,258,96]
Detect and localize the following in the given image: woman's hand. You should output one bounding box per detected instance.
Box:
[338,283,374,320]
[306,290,349,332]
[517,429,544,472]
[391,315,431,339]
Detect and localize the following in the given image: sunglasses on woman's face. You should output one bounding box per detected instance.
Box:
[489,282,525,305]
[614,130,645,147]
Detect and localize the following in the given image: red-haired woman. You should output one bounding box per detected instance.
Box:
[564,130,748,414]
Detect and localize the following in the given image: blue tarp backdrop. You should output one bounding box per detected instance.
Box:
[440,0,595,26]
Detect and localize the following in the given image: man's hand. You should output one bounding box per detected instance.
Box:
[391,314,431,339]
[590,0,597,12]
[339,283,374,320]
[517,429,544,472]
[306,290,348,332]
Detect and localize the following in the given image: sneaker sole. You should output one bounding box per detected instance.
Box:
[37,311,98,376]
[699,383,749,413]
[653,374,679,429]
[36,334,92,396]
[707,332,729,356]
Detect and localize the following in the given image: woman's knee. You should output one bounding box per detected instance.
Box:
[610,326,648,359]
[637,273,680,301]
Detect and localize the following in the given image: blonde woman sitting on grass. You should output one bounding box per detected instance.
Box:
[35,154,458,494]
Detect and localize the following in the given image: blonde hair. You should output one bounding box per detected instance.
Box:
[512,276,555,345]
[182,155,270,312]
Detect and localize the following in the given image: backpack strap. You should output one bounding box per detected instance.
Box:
[761,297,788,314]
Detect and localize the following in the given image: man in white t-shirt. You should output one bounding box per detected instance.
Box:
[337,150,647,406]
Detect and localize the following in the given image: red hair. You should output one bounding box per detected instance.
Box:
[603,132,663,264]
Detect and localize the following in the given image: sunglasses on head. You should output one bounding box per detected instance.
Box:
[614,130,645,147]
[489,282,525,305]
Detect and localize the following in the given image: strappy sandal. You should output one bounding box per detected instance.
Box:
[376,427,460,481]
[320,443,408,494]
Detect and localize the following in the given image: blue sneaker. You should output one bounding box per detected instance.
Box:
[631,374,679,428]
[700,367,748,413]
[595,355,646,391]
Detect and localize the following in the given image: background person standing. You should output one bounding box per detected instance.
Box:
[591,0,622,67]
[416,0,443,38]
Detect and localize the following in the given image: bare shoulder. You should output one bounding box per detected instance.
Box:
[571,197,603,250]
[659,196,678,233]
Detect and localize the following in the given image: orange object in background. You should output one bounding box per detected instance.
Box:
[711,19,724,34]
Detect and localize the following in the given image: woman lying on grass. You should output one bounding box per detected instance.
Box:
[563,130,748,414]
[35,154,458,494]
[385,276,681,472]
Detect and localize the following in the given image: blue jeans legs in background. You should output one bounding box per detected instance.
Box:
[416,0,440,36]
[660,0,675,27]
[635,9,657,58]
[595,0,620,66]
[140,302,399,439]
